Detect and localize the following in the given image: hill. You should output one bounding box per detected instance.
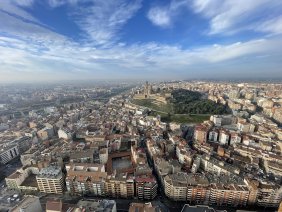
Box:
[171,89,231,115]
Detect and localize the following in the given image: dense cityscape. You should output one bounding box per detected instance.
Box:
[0,81,281,212]
[1,0,282,211]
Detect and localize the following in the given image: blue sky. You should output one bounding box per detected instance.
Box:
[0,0,282,82]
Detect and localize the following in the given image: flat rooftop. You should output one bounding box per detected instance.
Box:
[181,204,216,212]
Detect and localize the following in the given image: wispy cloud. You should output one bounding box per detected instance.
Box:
[1,17,282,80]
[0,0,39,23]
[147,0,282,36]
[46,0,143,45]
[0,0,282,81]
[77,0,142,45]
[47,0,81,8]
[254,16,282,35]
[191,0,282,35]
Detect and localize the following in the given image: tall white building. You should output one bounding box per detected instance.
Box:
[219,130,230,145]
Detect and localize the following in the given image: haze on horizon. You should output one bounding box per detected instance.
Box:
[0,0,282,82]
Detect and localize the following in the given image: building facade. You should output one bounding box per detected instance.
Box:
[36,166,64,194]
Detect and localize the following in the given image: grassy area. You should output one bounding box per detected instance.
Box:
[170,114,210,124]
[131,99,172,113]
[131,99,210,124]
[131,98,210,124]
[152,111,210,124]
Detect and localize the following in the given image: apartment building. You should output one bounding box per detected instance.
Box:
[129,202,159,212]
[208,129,219,142]
[106,173,134,198]
[194,125,209,144]
[257,183,282,208]
[36,166,64,194]
[164,173,209,202]
[5,166,39,192]
[244,178,259,205]
[219,129,230,145]
[65,163,107,196]
[11,136,32,154]
[0,144,19,164]
[69,149,94,163]
[200,155,240,176]
[230,132,242,145]
[209,184,249,207]
[6,170,28,190]
[135,175,158,200]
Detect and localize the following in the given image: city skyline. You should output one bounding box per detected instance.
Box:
[0,0,282,82]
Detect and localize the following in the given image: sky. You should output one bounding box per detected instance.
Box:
[0,0,282,82]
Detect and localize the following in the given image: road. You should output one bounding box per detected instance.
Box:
[0,158,23,211]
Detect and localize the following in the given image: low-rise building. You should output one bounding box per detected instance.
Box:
[129,202,159,212]
[76,199,117,212]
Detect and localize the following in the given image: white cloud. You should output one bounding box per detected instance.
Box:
[147,0,188,28]
[147,0,282,36]
[0,11,66,45]
[0,0,282,81]
[45,0,143,45]
[71,0,142,45]
[255,16,282,35]
[147,7,172,27]
[191,0,282,35]
[0,0,39,23]
[47,0,83,7]
[1,20,281,80]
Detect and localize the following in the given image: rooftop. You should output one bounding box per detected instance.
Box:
[10,195,41,212]
[181,204,217,212]
[37,166,62,179]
